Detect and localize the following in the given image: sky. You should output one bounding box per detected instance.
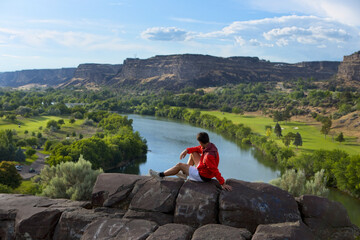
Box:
[0,0,360,72]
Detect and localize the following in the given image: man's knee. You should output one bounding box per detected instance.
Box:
[176,162,188,171]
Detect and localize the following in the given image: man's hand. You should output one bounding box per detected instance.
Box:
[221,183,232,191]
[180,149,188,160]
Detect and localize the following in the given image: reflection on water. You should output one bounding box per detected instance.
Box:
[107,155,147,175]
[328,188,360,227]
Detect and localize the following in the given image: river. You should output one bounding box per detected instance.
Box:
[116,114,360,227]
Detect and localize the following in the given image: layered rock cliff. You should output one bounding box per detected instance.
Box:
[1,173,359,240]
[0,54,341,89]
[59,63,121,88]
[0,68,76,87]
[109,54,340,89]
[337,51,360,86]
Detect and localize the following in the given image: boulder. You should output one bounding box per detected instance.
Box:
[146,223,194,240]
[297,195,352,227]
[191,224,252,240]
[297,195,359,240]
[16,207,62,240]
[53,209,111,240]
[174,180,220,227]
[0,194,90,240]
[81,218,158,240]
[0,208,17,240]
[252,221,315,240]
[92,173,148,208]
[219,179,301,232]
[124,209,173,226]
[130,178,184,213]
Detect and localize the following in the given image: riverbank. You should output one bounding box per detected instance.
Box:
[199,110,360,155]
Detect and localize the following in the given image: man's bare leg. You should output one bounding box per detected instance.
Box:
[164,163,190,176]
[187,152,201,167]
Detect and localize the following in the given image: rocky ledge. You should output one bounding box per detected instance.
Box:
[1,173,359,240]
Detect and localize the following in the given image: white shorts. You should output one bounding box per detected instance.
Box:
[188,166,203,182]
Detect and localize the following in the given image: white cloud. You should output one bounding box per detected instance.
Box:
[249,0,360,26]
[234,36,245,46]
[141,27,189,41]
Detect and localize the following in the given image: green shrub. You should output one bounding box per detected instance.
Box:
[39,155,103,200]
[242,138,251,145]
[25,148,36,158]
[270,169,328,197]
[0,183,12,193]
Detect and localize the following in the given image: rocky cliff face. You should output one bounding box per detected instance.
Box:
[337,51,360,85]
[0,54,341,89]
[1,173,359,240]
[110,54,340,90]
[59,63,121,88]
[0,68,76,87]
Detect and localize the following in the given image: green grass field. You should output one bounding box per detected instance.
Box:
[201,110,360,155]
[0,115,90,139]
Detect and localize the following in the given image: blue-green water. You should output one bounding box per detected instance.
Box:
[116,114,360,227]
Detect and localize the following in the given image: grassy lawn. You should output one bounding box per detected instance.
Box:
[0,115,90,140]
[200,110,360,156]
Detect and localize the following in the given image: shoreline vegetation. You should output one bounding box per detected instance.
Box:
[143,106,360,200]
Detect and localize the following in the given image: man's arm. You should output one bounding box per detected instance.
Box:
[180,146,202,159]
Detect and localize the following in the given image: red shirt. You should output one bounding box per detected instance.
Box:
[186,143,225,185]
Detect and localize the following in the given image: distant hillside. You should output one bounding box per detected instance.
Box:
[0,68,76,87]
[109,54,340,90]
[59,63,121,88]
[0,53,351,89]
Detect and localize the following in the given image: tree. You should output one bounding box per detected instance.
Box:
[282,132,296,147]
[335,132,345,144]
[57,119,65,125]
[39,155,103,200]
[0,161,22,189]
[320,117,332,139]
[273,111,283,122]
[14,147,26,162]
[46,120,60,130]
[293,132,303,148]
[25,148,36,158]
[274,123,282,138]
[69,118,76,124]
[266,128,272,137]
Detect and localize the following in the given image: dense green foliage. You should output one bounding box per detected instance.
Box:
[47,114,147,170]
[39,155,103,200]
[0,161,22,189]
[0,130,15,161]
[270,169,328,197]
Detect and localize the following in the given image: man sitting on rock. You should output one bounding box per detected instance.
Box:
[149,132,232,191]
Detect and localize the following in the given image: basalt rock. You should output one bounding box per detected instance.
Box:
[191,224,252,240]
[252,221,315,240]
[80,218,158,240]
[337,51,360,84]
[1,173,359,240]
[174,180,221,227]
[0,54,341,89]
[297,195,359,240]
[146,223,194,240]
[219,179,301,233]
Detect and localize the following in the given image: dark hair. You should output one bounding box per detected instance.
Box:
[197,132,209,144]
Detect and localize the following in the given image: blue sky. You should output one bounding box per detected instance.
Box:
[1,0,360,71]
